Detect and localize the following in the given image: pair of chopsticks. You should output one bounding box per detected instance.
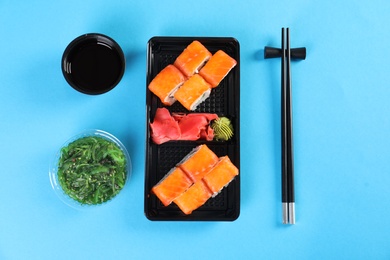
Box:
[281,28,295,225]
[265,28,306,225]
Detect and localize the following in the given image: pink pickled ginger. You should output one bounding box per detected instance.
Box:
[150,108,218,144]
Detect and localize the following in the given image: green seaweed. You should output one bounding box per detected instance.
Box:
[57,136,127,205]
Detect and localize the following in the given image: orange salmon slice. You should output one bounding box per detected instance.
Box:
[202,156,239,195]
[199,50,237,88]
[148,65,186,106]
[173,180,212,215]
[174,41,212,78]
[174,74,211,111]
[179,144,219,183]
[151,167,193,206]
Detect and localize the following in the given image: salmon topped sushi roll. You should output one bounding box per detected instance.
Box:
[178,144,219,183]
[174,74,211,111]
[199,50,237,88]
[173,180,212,215]
[174,41,212,77]
[202,156,239,196]
[148,65,186,105]
[151,167,192,206]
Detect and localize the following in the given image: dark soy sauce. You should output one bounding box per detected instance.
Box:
[71,43,122,92]
[62,34,125,95]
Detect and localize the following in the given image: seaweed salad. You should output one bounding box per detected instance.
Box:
[57,136,127,205]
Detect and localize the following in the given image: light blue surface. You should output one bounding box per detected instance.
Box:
[1,0,389,259]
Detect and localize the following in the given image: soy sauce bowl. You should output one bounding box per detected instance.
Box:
[62,33,125,95]
[49,130,132,209]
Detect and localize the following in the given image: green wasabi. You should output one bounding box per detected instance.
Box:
[57,136,127,205]
[212,117,234,141]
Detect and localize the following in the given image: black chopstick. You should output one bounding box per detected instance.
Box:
[281,28,295,224]
[281,28,290,224]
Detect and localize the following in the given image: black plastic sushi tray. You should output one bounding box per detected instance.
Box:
[145,37,240,221]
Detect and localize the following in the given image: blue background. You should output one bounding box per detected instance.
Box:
[1,0,389,259]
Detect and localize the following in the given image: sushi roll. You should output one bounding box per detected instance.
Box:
[148,64,186,106]
[151,145,239,215]
[199,50,237,88]
[178,144,219,183]
[173,180,212,215]
[174,74,211,111]
[151,167,193,206]
[174,41,212,77]
[202,156,239,196]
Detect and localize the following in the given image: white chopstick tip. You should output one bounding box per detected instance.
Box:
[282,202,288,224]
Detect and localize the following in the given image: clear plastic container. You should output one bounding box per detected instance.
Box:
[49,129,131,209]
